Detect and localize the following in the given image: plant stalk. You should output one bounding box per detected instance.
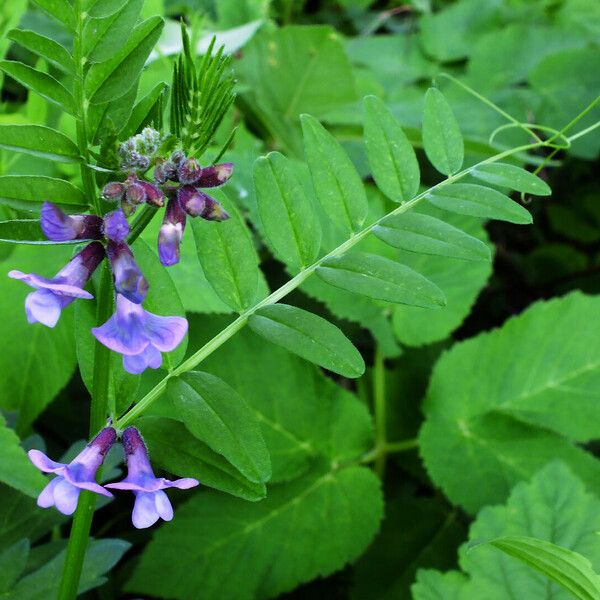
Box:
[373,345,387,478]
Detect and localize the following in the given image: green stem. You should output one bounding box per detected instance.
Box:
[116,139,548,429]
[373,345,387,478]
[127,204,159,245]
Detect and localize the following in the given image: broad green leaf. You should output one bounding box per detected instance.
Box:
[364,95,420,203]
[0,245,77,430]
[417,462,600,600]
[427,183,532,224]
[0,125,81,163]
[488,537,600,600]
[420,292,600,513]
[191,190,260,312]
[248,304,365,378]
[169,371,271,485]
[0,219,56,244]
[300,113,367,232]
[83,0,144,63]
[391,206,493,346]
[120,81,167,138]
[0,539,29,593]
[127,464,382,600]
[0,416,44,498]
[316,252,446,308]
[472,162,552,195]
[374,212,490,261]
[30,0,75,30]
[422,88,464,176]
[253,152,321,271]
[0,176,87,211]
[87,0,128,18]
[412,570,467,600]
[85,16,164,104]
[137,417,266,501]
[0,61,76,115]
[7,30,74,73]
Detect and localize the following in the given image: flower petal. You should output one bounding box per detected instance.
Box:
[144,313,188,352]
[123,344,163,374]
[92,313,149,355]
[154,489,173,521]
[25,290,66,327]
[37,477,60,508]
[132,492,160,529]
[53,479,81,515]
[28,449,65,473]
[162,477,199,490]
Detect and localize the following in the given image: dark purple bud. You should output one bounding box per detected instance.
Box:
[177,157,203,185]
[41,202,103,241]
[102,182,126,202]
[126,182,146,205]
[178,185,206,217]
[158,197,186,266]
[107,241,148,304]
[201,194,230,222]
[103,209,129,243]
[196,163,233,188]
[139,181,164,207]
[170,150,186,167]
[153,160,176,184]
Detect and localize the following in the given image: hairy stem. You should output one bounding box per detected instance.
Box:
[373,345,387,478]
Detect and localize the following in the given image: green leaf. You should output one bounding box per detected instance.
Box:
[0,176,87,212]
[300,113,367,232]
[415,462,600,600]
[391,206,493,346]
[0,61,76,115]
[120,81,167,139]
[87,0,128,18]
[30,0,75,30]
[7,30,74,73]
[137,417,266,501]
[83,0,144,63]
[0,416,44,498]
[85,16,164,104]
[364,95,420,203]
[169,371,271,485]
[0,125,81,163]
[191,190,260,312]
[0,539,29,594]
[0,219,68,244]
[248,304,365,378]
[316,252,446,308]
[427,183,532,224]
[419,292,600,513]
[374,212,490,261]
[472,162,552,195]
[422,88,464,176]
[127,464,382,600]
[253,152,321,271]
[412,570,467,600]
[488,536,600,600]
[0,245,77,431]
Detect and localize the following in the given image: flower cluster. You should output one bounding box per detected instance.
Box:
[29,426,198,528]
[9,201,187,374]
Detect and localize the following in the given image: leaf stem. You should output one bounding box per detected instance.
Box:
[373,345,387,478]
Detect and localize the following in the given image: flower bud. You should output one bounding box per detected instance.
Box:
[201,195,230,221]
[139,181,164,208]
[158,197,186,266]
[170,150,186,167]
[178,185,206,217]
[126,182,146,205]
[102,182,126,202]
[196,163,233,188]
[177,158,203,185]
[153,159,176,184]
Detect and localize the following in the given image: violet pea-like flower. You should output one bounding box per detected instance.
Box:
[157,194,186,267]
[92,293,188,374]
[29,427,116,516]
[8,241,105,327]
[106,427,198,529]
[41,201,103,241]
[106,241,148,304]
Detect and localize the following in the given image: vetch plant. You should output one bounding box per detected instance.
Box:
[1,2,600,599]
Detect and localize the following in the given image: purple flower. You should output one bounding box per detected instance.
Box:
[106,427,198,529]
[92,294,188,374]
[106,241,148,304]
[41,202,103,241]
[158,195,186,266]
[102,182,126,202]
[103,209,129,243]
[8,241,104,327]
[29,427,116,515]
[196,162,233,188]
[177,185,206,217]
[177,157,203,185]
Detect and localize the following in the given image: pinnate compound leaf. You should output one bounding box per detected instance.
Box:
[422,87,464,176]
[364,95,420,203]
[316,252,446,308]
[413,462,600,600]
[127,464,382,600]
[7,30,74,73]
[30,0,75,30]
[0,61,76,115]
[248,303,365,378]
[169,371,271,485]
[472,163,552,196]
[427,183,532,224]
[0,539,29,594]
[191,190,260,312]
[300,113,367,232]
[419,292,600,513]
[0,125,81,163]
[85,16,164,104]
[253,152,321,271]
[488,537,600,600]
[374,212,490,262]
[0,176,87,212]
